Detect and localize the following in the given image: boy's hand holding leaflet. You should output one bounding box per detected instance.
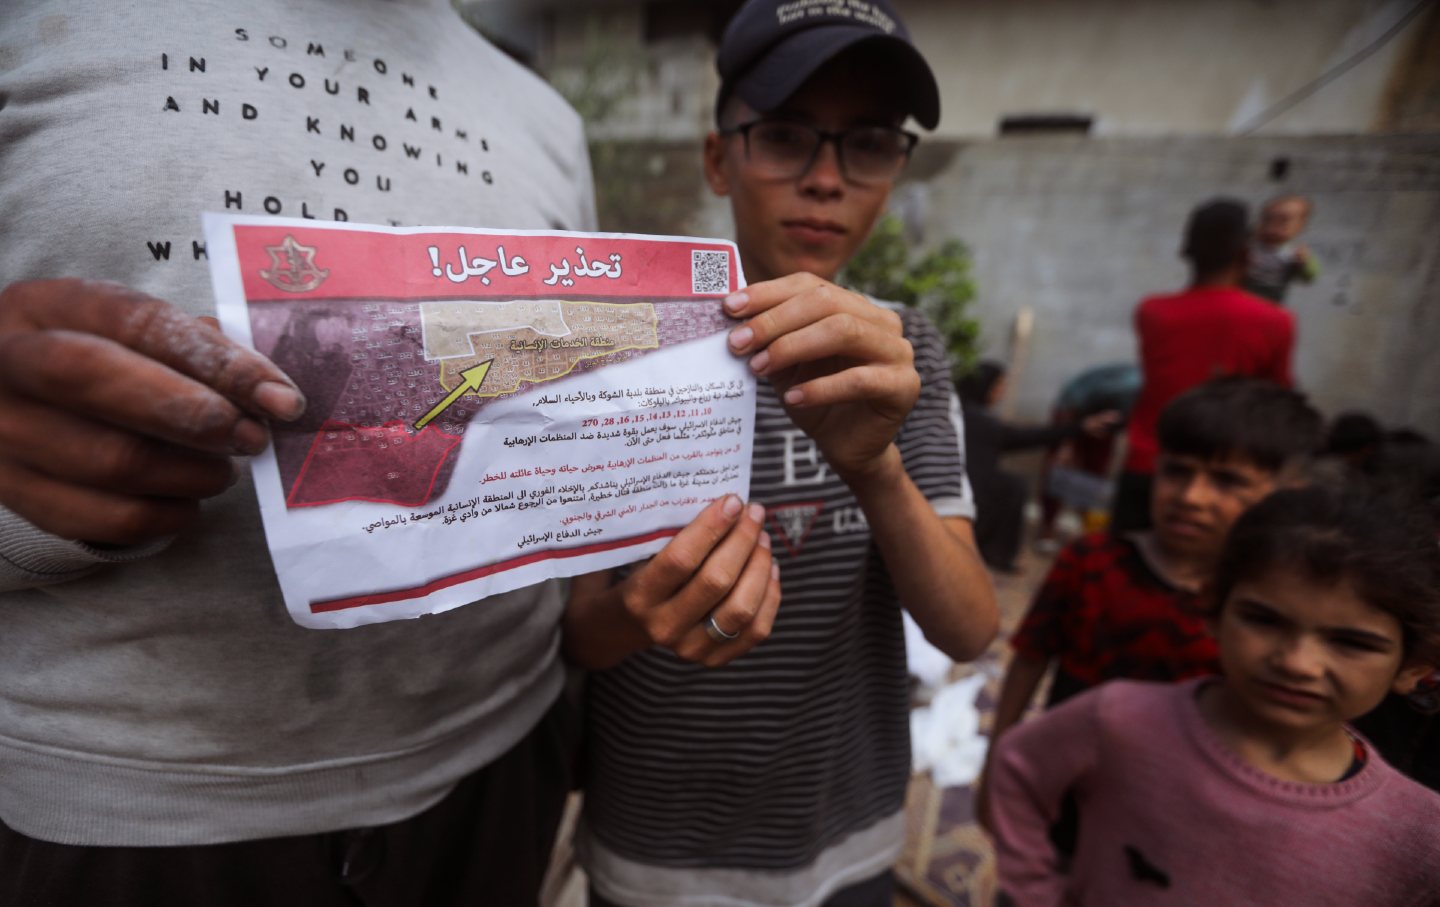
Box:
[566,493,779,669]
[724,273,918,485]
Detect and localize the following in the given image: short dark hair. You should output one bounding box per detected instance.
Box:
[1181,198,1250,276]
[1212,484,1440,663]
[1374,433,1440,526]
[1326,411,1383,456]
[1157,377,1323,474]
[955,360,1006,405]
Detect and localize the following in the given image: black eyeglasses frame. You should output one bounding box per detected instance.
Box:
[717,118,920,186]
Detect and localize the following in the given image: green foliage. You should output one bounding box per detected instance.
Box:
[841,215,982,374]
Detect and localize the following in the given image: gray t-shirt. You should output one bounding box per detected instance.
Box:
[0,0,595,846]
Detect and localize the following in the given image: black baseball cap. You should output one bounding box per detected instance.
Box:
[716,0,940,130]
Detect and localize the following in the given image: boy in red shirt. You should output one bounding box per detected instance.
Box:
[1112,199,1295,533]
[978,378,1321,826]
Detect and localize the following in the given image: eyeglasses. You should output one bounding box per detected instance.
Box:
[719,118,919,186]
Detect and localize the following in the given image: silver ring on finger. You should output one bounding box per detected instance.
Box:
[704,614,740,643]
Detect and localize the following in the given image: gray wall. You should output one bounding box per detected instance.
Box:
[586,133,1440,434]
[486,0,1440,433]
[476,0,1435,140]
[910,133,1440,432]
[905,0,1422,139]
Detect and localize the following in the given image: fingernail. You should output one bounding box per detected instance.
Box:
[254,381,307,421]
[722,494,743,518]
[728,326,754,351]
[747,502,765,523]
[771,561,781,580]
[230,418,270,456]
[723,292,748,314]
[783,388,804,405]
[759,531,772,550]
[227,459,243,488]
[749,350,770,373]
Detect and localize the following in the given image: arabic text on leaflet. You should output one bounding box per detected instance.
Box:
[203,214,753,628]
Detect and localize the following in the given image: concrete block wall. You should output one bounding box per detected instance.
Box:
[912,134,1440,432]
[587,133,1440,434]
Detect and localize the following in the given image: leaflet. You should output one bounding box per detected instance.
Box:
[205,214,753,628]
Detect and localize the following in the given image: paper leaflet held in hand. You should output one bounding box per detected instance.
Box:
[204,214,754,628]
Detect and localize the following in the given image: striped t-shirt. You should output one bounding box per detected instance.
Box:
[580,304,974,905]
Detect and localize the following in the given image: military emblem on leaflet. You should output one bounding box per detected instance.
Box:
[261,235,330,292]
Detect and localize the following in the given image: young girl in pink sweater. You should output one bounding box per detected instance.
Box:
[990,485,1440,906]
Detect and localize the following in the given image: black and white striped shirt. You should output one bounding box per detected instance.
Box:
[582,304,973,893]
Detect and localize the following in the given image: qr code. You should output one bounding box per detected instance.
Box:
[691,249,731,295]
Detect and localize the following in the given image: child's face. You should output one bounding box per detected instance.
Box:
[1258,198,1310,247]
[1214,569,1430,736]
[704,60,898,284]
[1151,452,1278,562]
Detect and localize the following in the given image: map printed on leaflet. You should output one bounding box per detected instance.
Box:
[205,214,754,628]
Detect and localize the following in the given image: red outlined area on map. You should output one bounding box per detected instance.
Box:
[309,526,683,613]
[287,420,462,508]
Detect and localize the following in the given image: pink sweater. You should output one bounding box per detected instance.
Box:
[991,679,1440,907]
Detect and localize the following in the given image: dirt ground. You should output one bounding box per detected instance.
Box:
[894,535,1055,906]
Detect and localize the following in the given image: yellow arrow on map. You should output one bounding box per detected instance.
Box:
[414,359,492,431]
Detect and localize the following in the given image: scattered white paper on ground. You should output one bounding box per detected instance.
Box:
[911,673,990,788]
[205,214,753,628]
[903,610,954,693]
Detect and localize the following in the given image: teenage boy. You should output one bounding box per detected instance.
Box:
[979,378,1322,825]
[562,2,999,905]
[1243,194,1319,304]
[1111,199,1295,533]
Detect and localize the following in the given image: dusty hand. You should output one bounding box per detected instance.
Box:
[0,278,306,545]
[724,273,920,484]
[580,494,781,668]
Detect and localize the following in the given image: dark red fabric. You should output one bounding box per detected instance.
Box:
[1011,534,1219,690]
[1123,286,1294,474]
